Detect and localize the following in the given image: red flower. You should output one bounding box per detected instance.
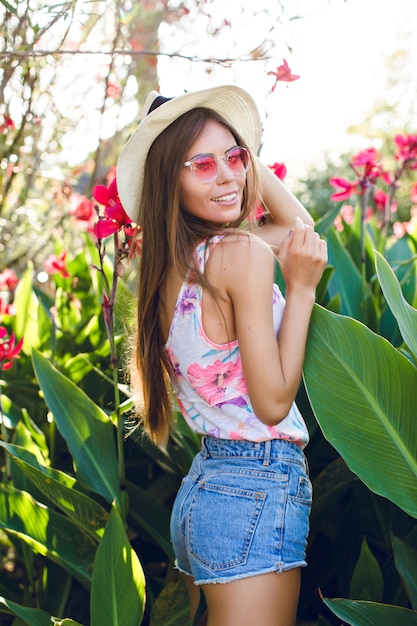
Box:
[268,162,287,180]
[329,177,359,201]
[93,178,133,239]
[73,198,95,222]
[0,115,15,133]
[268,59,300,91]
[44,251,71,278]
[0,326,23,370]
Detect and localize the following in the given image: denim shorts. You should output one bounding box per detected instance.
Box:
[170,436,312,585]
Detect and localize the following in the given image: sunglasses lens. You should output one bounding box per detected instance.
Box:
[227,147,249,172]
[187,147,250,182]
[192,156,218,182]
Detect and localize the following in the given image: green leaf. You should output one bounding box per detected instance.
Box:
[0,442,108,539]
[126,480,174,560]
[392,535,417,610]
[52,620,85,625]
[326,228,366,319]
[303,305,417,518]
[32,349,121,507]
[0,596,52,626]
[375,252,417,360]
[350,538,383,601]
[149,578,191,626]
[0,0,18,14]
[315,204,342,236]
[13,265,40,352]
[0,483,96,587]
[323,598,417,625]
[90,503,146,626]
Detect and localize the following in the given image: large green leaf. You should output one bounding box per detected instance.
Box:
[303,305,417,518]
[0,442,108,539]
[375,252,417,359]
[326,228,367,319]
[0,483,96,586]
[90,504,146,626]
[32,349,121,507]
[323,598,417,625]
[0,597,52,626]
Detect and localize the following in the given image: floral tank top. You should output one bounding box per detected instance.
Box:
[165,236,309,448]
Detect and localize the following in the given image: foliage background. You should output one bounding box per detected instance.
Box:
[1,1,417,625]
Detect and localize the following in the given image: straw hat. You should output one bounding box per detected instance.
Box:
[116,85,262,223]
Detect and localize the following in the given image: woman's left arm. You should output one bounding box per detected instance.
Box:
[253,159,314,251]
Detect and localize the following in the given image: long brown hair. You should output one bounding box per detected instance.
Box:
[131,107,260,444]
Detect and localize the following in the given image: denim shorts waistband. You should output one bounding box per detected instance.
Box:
[201,436,305,464]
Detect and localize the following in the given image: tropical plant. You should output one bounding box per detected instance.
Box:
[299,136,417,625]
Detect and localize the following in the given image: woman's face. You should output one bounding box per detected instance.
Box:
[179,120,247,226]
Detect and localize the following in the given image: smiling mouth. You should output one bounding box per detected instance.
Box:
[212,192,238,203]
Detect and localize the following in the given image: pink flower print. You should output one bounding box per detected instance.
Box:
[187,358,247,405]
[178,286,197,315]
[166,347,182,379]
[229,431,245,440]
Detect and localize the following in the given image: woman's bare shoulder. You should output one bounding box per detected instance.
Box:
[207,231,275,294]
[214,230,275,263]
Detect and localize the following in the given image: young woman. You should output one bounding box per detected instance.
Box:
[116,86,327,626]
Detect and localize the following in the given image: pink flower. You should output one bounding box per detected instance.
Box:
[392,221,409,238]
[352,147,390,183]
[253,204,267,220]
[329,178,359,201]
[93,178,133,239]
[333,204,355,231]
[394,134,417,166]
[106,82,122,99]
[0,269,18,291]
[268,162,287,180]
[187,358,247,405]
[373,189,387,212]
[0,326,23,370]
[0,298,16,320]
[373,189,397,214]
[44,251,71,278]
[268,59,300,91]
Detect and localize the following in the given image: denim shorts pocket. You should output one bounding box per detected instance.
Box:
[292,474,313,504]
[188,480,266,571]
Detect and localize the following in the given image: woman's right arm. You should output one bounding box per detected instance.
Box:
[223,220,327,425]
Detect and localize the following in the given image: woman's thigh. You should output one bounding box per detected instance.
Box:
[203,569,301,626]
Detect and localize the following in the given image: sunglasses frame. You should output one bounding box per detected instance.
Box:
[183,146,250,183]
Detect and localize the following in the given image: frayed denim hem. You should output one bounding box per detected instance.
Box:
[173,559,307,586]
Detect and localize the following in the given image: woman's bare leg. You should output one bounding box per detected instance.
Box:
[182,573,208,626]
[202,569,301,626]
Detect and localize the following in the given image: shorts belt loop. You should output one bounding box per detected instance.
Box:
[263,439,272,466]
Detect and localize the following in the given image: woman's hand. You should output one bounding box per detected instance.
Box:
[278,216,327,296]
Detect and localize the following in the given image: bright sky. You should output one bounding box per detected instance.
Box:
[159,0,417,177]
